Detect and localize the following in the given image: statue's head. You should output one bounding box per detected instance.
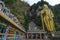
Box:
[43,4,48,9]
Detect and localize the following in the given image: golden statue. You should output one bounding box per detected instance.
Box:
[40,4,55,31]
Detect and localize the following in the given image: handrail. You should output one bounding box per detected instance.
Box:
[0,12,26,33]
[27,30,46,33]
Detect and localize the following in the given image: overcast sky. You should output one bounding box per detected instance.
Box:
[21,0,60,6]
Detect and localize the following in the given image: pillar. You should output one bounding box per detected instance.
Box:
[27,33,28,39]
[14,29,16,40]
[36,33,38,40]
[31,33,33,39]
[40,33,41,39]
